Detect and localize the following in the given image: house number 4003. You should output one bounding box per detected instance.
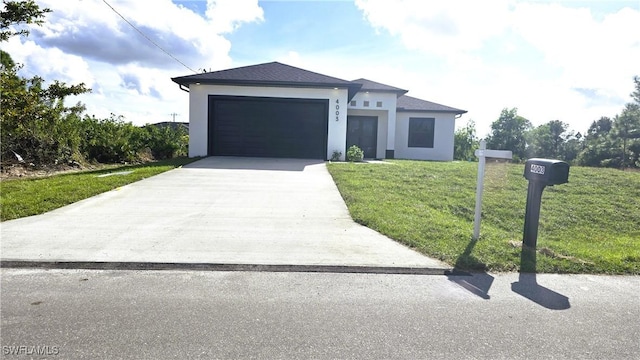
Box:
[335,99,340,121]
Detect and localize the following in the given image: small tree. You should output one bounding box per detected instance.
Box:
[143,124,188,160]
[1,0,90,165]
[486,108,532,162]
[454,120,478,161]
[527,120,569,159]
[614,103,640,168]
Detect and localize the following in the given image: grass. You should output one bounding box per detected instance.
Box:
[327,160,640,274]
[0,157,198,221]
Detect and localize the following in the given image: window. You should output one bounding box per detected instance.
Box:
[376,101,382,108]
[408,117,435,148]
[363,101,370,107]
[350,100,356,106]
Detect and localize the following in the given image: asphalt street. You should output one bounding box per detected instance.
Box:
[1,269,638,359]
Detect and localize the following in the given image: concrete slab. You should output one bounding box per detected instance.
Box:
[0,157,449,270]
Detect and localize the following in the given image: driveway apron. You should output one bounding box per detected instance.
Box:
[1,157,447,269]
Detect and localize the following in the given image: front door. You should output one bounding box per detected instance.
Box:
[346,116,378,159]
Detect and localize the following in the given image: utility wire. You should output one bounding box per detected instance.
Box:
[101,0,198,74]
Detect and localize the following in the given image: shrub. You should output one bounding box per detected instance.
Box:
[80,114,144,163]
[144,124,188,160]
[346,145,364,162]
[331,150,342,161]
[1,61,89,165]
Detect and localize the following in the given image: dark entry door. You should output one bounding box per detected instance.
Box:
[346,116,378,158]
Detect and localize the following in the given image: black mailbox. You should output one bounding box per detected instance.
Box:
[522,158,570,249]
[524,158,569,185]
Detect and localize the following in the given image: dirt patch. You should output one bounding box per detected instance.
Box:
[0,163,105,180]
[508,240,594,266]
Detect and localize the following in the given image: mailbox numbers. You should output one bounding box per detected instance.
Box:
[530,164,546,175]
[335,99,340,121]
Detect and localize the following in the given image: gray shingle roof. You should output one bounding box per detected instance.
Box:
[171,62,351,87]
[173,61,360,93]
[396,95,466,114]
[350,78,408,95]
[171,62,466,113]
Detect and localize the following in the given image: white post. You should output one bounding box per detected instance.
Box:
[472,141,512,240]
[473,140,487,240]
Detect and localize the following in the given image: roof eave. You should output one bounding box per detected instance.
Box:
[397,108,467,115]
[171,78,362,101]
[357,89,409,96]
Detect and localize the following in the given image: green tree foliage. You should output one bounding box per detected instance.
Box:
[562,132,583,164]
[1,1,91,164]
[80,115,142,163]
[614,103,640,168]
[0,0,50,41]
[527,120,567,159]
[143,124,189,160]
[490,76,640,168]
[1,1,189,167]
[527,120,582,162]
[576,78,640,169]
[576,117,617,167]
[486,108,532,161]
[78,116,188,163]
[1,51,90,164]
[454,119,478,161]
[631,76,640,104]
[1,49,15,68]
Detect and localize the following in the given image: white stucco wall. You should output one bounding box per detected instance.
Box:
[187,84,349,160]
[347,92,398,157]
[394,112,457,161]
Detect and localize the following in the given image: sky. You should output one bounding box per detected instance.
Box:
[3,0,639,137]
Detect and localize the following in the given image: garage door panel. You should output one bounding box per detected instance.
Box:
[208,96,328,159]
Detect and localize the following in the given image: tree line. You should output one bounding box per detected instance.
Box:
[1,0,188,168]
[455,77,640,169]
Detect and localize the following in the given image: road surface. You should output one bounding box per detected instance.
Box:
[1,269,638,359]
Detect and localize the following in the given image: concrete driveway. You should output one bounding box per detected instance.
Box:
[1,157,448,271]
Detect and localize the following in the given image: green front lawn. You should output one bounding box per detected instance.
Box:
[0,158,198,221]
[327,160,640,274]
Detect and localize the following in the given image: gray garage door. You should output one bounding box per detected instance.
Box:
[208,96,328,159]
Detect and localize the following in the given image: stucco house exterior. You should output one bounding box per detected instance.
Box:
[172,62,466,161]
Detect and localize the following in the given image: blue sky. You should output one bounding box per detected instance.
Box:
[4,0,639,137]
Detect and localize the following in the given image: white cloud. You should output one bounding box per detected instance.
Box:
[276,51,302,67]
[355,0,512,56]
[3,0,264,125]
[354,0,640,135]
[206,0,265,33]
[3,37,95,86]
[511,3,640,98]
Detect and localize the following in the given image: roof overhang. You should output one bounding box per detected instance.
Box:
[171,78,363,101]
[396,108,468,115]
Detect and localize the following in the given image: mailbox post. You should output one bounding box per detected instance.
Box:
[522,158,570,248]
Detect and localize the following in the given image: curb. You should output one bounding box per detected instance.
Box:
[0,261,458,275]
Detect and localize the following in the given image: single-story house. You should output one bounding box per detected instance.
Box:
[171,62,466,161]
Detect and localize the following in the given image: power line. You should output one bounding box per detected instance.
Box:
[101,0,197,74]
